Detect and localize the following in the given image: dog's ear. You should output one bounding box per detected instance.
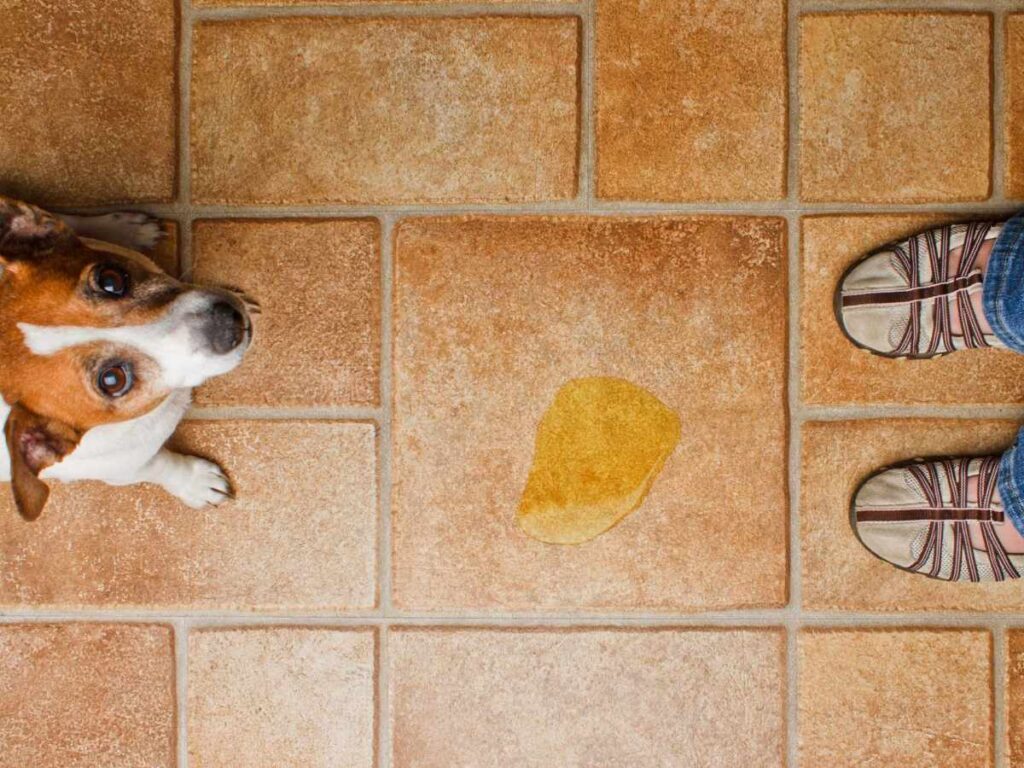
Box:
[0,196,73,263]
[4,403,80,521]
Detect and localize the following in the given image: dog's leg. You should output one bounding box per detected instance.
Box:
[131,449,233,508]
[57,211,164,252]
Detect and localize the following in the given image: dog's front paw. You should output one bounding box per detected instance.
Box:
[105,212,164,251]
[166,456,233,508]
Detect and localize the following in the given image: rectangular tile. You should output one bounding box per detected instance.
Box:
[1005,15,1024,198]
[799,13,991,202]
[799,629,992,767]
[0,0,177,206]
[188,628,376,768]
[0,421,377,612]
[801,215,1024,405]
[596,0,786,201]
[393,217,787,612]
[192,219,381,408]
[390,628,785,767]
[801,419,1024,611]
[191,18,579,204]
[1008,630,1024,766]
[0,623,175,768]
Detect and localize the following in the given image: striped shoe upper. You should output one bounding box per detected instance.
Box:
[852,457,1021,583]
[837,222,1004,359]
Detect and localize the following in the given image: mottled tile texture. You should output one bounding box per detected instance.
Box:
[191,18,579,204]
[390,629,785,767]
[800,13,991,202]
[1009,631,1024,766]
[799,630,992,767]
[1006,15,1024,198]
[0,624,175,768]
[801,215,1024,405]
[596,0,786,201]
[0,0,177,206]
[192,219,381,407]
[393,217,787,611]
[802,419,1024,611]
[0,422,377,612]
[189,628,376,768]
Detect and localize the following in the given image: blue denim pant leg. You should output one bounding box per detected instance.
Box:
[986,212,1024,534]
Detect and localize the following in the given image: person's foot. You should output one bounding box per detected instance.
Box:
[836,221,1005,358]
[852,456,1024,582]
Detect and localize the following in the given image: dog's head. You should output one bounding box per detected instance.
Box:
[0,199,252,518]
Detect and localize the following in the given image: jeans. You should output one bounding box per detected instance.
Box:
[984,211,1024,535]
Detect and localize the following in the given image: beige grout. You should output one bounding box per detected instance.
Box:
[174,618,190,768]
[378,216,394,768]
[580,0,595,207]
[191,1,582,20]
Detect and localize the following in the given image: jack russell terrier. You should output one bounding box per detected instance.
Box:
[0,195,254,521]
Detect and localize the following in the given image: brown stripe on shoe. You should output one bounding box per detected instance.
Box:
[856,507,1005,522]
[841,272,983,307]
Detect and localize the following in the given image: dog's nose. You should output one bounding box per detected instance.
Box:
[208,300,246,354]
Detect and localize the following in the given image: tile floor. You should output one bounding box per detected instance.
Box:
[2,0,1024,766]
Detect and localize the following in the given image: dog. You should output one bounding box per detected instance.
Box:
[0,195,254,520]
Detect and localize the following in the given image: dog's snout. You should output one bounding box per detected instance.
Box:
[208,300,246,355]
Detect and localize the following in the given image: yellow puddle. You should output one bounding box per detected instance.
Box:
[517,377,681,545]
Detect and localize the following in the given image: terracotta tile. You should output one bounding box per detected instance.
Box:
[0,0,177,206]
[191,18,579,204]
[0,623,175,768]
[799,629,992,767]
[192,219,380,407]
[189,628,376,768]
[1005,16,1024,198]
[1008,631,1024,766]
[596,0,786,201]
[801,215,1024,405]
[393,217,787,612]
[799,13,991,203]
[801,419,1024,611]
[390,628,785,767]
[0,421,377,612]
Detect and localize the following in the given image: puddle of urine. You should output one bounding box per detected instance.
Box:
[517,377,681,545]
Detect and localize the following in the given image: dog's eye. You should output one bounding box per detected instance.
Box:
[93,265,130,297]
[97,364,133,398]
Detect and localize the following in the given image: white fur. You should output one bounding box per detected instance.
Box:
[0,389,231,508]
[19,292,246,389]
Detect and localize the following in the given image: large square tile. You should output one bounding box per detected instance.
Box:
[0,421,377,612]
[0,623,175,768]
[596,0,786,201]
[801,215,1024,405]
[799,13,991,202]
[0,0,177,206]
[192,219,381,408]
[390,628,785,767]
[393,217,787,611]
[191,18,579,204]
[801,419,1024,611]
[188,627,376,768]
[799,629,992,767]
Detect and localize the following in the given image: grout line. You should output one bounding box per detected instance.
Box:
[803,404,1024,420]
[995,624,1008,768]
[175,618,189,768]
[580,0,595,207]
[800,0,1016,10]
[192,2,583,20]
[10,610,1024,625]
[380,216,395,619]
[62,199,1024,219]
[786,625,799,768]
